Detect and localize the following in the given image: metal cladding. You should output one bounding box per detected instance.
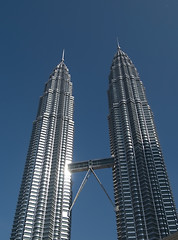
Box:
[108,47,178,239]
[11,60,74,240]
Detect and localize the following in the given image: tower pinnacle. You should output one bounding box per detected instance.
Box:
[117,37,120,49]
[62,49,65,62]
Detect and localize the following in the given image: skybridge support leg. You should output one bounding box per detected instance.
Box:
[69,167,115,213]
[69,169,91,212]
[90,167,115,210]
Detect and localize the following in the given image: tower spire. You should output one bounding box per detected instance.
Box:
[117,37,120,49]
[62,49,65,62]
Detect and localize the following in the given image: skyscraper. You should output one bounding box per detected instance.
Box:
[11,45,178,240]
[108,45,178,239]
[11,54,74,240]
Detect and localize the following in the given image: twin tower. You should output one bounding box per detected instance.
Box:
[11,46,178,240]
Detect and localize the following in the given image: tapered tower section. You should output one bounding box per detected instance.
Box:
[108,46,178,239]
[11,57,74,240]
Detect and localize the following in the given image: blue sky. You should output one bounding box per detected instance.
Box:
[1,0,178,239]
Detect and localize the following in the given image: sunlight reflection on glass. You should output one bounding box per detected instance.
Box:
[64,160,71,179]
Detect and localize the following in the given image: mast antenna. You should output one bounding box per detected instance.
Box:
[117,37,120,49]
[62,49,65,61]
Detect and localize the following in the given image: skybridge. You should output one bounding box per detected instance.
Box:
[68,157,114,173]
